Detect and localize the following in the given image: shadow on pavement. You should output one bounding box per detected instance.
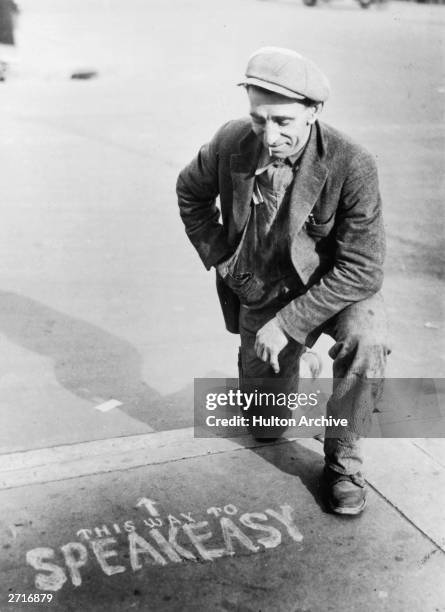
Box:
[0,291,214,431]
[0,290,188,426]
[0,290,328,511]
[235,435,327,513]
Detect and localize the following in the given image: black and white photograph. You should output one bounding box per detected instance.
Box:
[0,0,444,610]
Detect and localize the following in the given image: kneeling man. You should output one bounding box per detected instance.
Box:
[177,47,389,515]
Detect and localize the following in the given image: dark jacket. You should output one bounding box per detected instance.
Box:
[176,118,385,346]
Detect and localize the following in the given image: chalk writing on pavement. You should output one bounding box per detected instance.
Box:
[26,499,304,592]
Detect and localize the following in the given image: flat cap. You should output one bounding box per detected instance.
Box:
[239,46,330,103]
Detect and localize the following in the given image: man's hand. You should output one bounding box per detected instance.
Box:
[254,317,288,374]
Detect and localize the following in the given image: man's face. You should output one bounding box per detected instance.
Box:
[247,86,318,158]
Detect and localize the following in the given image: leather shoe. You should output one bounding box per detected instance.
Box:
[324,467,367,515]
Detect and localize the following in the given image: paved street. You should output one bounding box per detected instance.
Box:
[0,0,444,610]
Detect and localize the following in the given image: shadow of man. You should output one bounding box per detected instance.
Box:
[0,290,195,431]
[194,380,328,513]
[238,435,327,513]
[0,290,328,511]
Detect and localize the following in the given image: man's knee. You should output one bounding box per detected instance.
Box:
[328,293,390,375]
[329,332,389,378]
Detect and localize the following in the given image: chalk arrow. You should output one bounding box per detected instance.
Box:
[136,498,159,517]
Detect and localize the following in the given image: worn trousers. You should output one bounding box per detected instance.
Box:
[238,291,390,475]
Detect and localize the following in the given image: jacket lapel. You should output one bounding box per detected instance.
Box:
[230,131,262,233]
[288,122,329,235]
[228,123,329,240]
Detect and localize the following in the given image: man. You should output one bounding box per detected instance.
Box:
[177,47,389,515]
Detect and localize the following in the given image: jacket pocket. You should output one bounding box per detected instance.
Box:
[305,214,335,239]
[225,271,265,304]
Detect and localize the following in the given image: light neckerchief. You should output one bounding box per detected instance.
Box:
[254,147,303,176]
[252,147,303,205]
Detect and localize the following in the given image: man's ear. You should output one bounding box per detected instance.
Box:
[307,103,322,125]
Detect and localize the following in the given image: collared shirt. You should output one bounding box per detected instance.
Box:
[225,143,308,309]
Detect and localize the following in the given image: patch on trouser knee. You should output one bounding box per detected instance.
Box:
[329,338,388,379]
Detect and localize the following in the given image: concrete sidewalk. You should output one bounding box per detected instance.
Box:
[0,0,443,610]
[0,429,444,612]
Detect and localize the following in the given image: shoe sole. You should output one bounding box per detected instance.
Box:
[329,497,367,515]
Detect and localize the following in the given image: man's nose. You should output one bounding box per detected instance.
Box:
[263,121,280,146]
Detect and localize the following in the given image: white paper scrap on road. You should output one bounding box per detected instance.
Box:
[94,399,123,412]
